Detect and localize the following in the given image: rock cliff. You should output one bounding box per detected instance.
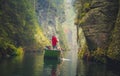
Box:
[108,0,120,62]
[74,0,120,63]
[36,0,68,50]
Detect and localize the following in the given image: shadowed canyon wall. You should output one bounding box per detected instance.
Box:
[74,0,120,63]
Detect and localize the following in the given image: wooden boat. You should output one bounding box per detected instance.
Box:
[44,49,62,60]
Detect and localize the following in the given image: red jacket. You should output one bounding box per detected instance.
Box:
[52,36,58,46]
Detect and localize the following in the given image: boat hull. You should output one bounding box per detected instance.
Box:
[44,50,61,60]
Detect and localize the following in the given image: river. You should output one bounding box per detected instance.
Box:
[0,49,120,76]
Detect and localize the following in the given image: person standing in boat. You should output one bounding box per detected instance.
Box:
[51,35,59,50]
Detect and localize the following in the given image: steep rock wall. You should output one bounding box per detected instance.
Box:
[74,0,120,62]
[36,0,69,50]
[108,0,120,61]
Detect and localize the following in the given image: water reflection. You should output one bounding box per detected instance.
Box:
[43,59,62,76]
[0,52,44,76]
[76,60,120,76]
[0,52,119,76]
[0,54,24,76]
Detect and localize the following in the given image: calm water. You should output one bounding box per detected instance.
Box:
[0,50,120,76]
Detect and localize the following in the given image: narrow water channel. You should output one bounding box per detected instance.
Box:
[0,48,78,76]
[0,49,120,76]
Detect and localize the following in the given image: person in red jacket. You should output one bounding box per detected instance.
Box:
[52,35,58,49]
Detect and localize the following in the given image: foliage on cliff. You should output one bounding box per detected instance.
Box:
[37,0,67,50]
[74,0,120,63]
[0,0,49,57]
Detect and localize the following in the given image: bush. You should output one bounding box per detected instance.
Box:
[0,41,23,57]
[15,47,24,56]
[7,44,23,56]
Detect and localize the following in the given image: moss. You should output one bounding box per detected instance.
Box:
[15,47,24,56]
[77,27,88,59]
[0,53,2,58]
[5,43,23,56]
[84,3,90,9]
[6,43,18,56]
[91,48,107,63]
[107,23,120,61]
[78,44,88,58]
[83,2,90,12]
[0,11,2,15]
[0,41,24,57]
[80,13,86,19]
[107,3,120,61]
[34,25,50,50]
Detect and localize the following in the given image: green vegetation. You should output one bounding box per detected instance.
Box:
[0,0,49,58]
[0,40,23,57]
[91,48,107,63]
[77,27,88,58]
[84,3,90,10]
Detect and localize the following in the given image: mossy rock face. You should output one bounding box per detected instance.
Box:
[74,0,120,63]
[0,53,2,58]
[6,44,17,56]
[82,0,118,51]
[7,45,23,56]
[0,0,49,53]
[74,0,119,52]
[91,48,107,63]
[107,2,120,61]
[0,38,23,57]
[75,0,118,50]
